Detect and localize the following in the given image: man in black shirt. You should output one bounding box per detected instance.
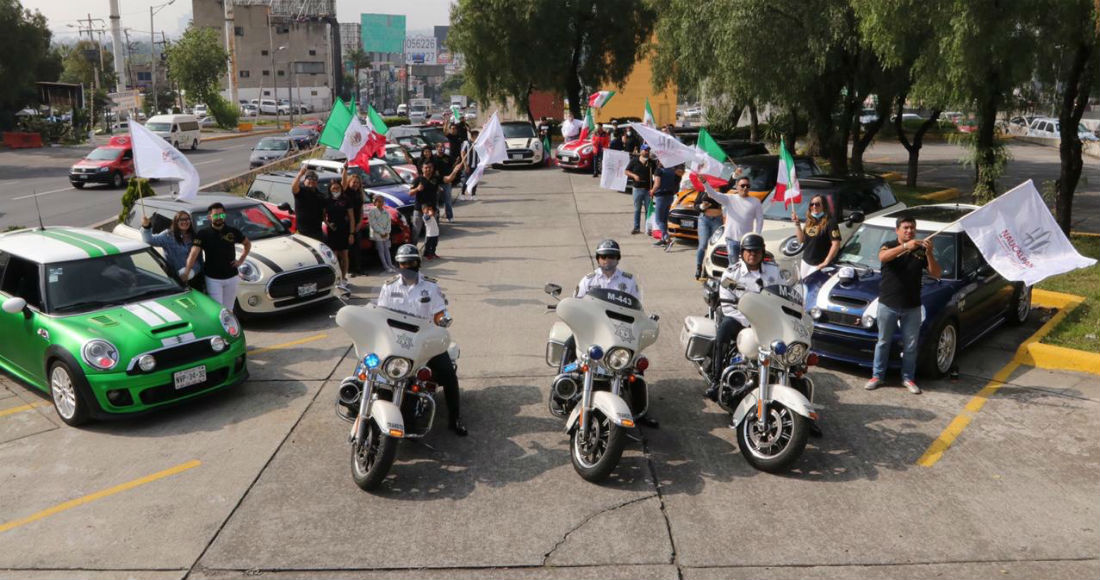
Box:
[625,145,657,234]
[866,215,942,394]
[290,167,325,241]
[433,143,456,221]
[182,202,252,310]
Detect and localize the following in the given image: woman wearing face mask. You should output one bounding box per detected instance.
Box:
[792,194,842,280]
[324,180,356,290]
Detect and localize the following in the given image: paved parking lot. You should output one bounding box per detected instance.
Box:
[1,166,1097,580]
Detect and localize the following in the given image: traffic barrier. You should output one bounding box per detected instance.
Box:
[238,122,254,132]
[2,132,44,148]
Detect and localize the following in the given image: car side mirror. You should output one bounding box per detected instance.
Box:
[2,297,27,314]
[977,263,994,277]
[544,283,562,297]
[277,202,292,212]
[846,211,865,226]
[280,219,293,230]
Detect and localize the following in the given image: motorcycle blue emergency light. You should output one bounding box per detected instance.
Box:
[588,345,605,360]
[771,340,788,355]
[364,353,381,369]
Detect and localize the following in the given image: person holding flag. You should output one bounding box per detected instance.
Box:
[699,176,764,279]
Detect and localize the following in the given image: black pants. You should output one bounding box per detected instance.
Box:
[426,353,461,423]
[424,235,439,257]
[348,231,364,273]
[712,314,745,382]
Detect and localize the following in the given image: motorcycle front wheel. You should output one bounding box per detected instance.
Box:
[351,422,399,491]
[736,402,809,473]
[570,409,626,483]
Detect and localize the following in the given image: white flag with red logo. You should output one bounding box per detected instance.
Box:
[130,117,200,200]
[958,180,1095,285]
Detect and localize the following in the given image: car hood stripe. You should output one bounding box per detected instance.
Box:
[124,303,164,326]
[51,229,121,255]
[288,236,324,264]
[249,250,283,274]
[36,231,103,257]
[142,300,181,322]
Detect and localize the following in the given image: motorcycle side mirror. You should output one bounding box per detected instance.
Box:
[846,211,865,226]
[544,283,562,297]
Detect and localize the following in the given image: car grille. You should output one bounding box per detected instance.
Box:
[139,367,231,405]
[820,311,867,329]
[557,151,578,160]
[72,167,100,174]
[127,338,216,375]
[267,265,336,299]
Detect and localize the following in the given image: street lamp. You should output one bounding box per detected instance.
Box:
[150,0,176,114]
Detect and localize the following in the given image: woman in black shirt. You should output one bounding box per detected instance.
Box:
[324,180,355,290]
[792,194,842,280]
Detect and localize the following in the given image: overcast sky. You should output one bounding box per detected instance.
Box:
[26,0,453,42]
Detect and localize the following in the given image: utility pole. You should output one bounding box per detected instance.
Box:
[224,0,239,107]
[268,8,280,128]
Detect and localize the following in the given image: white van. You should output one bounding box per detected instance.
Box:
[145,114,202,150]
[396,103,408,117]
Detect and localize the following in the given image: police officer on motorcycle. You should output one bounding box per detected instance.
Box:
[705,233,784,401]
[377,244,467,436]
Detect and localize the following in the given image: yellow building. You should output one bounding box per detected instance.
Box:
[592,47,677,126]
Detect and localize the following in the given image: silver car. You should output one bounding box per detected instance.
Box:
[249,137,298,168]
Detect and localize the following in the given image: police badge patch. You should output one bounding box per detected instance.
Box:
[614,323,636,343]
[395,333,414,350]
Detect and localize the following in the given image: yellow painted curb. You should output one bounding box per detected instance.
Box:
[201,128,283,142]
[879,171,903,181]
[918,187,961,202]
[1070,231,1100,238]
[1016,289,1098,375]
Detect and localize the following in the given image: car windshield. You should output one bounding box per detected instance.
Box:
[396,136,428,152]
[145,122,171,132]
[502,124,536,139]
[46,249,184,314]
[419,128,446,145]
[361,163,404,187]
[737,158,820,192]
[247,178,293,206]
[257,139,290,151]
[289,128,310,136]
[383,147,409,165]
[191,204,288,240]
[86,147,122,161]
[835,225,958,278]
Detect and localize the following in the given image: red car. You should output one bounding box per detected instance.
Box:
[299,119,324,133]
[555,138,595,170]
[69,135,135,189]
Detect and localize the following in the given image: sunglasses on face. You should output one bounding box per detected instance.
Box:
[177,218,191,223]
[809,202,823,207]
[737,183,750,189]
[211,213,226,219]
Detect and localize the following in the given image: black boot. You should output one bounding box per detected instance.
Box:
[636,414,659,429]
[695,265,703,280]
[449,416,468,437]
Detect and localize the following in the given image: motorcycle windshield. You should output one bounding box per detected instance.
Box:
[738,286,814,349]
[761,284,804,306]
[557,294,659,356]
[335,303,450,369]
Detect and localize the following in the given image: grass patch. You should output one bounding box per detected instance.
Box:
[1036,234,1100,352]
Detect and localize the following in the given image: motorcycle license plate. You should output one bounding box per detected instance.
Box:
[174,365,206,389]
[681,219,696,229]
[298,282,317,297]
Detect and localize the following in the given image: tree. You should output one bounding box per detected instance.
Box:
[164,26,228,107]
[59,39,117,90]
[347,47,370,101]
[449,0,655,122]
[0,0,61,129]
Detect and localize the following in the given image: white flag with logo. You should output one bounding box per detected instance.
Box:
[129,118,200,200]
[465,112,508,194]
[600,149,630,191]
[629,122,696,167]
[958,180,1095,285]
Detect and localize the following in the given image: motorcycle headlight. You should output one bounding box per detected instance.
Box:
[784,342,809,366]
[861,313,876,329]
[780,269,794,284]
[219,309,241,338]
[606,347,632,370]
[237,259,262,282]
[383,356,412,379]
[82,339,119,370]
[317,242,336,264]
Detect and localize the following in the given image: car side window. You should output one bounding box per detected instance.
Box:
[873,183,898,208]
[151,213,173,234]
[838,188,871,216]
[0,256,43,310]
[122,150,133,160]
[0,252,9,286]
[959,234,985,276]
[247,188,269,202]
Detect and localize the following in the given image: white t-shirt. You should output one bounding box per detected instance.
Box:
[561,118,582,140]
[703,182,764,242]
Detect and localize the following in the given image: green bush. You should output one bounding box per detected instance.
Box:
[119,178,156,223]
[207,94,239,129]
[382,116,410,128]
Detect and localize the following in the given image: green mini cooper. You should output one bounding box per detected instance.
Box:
[0,227,248,426]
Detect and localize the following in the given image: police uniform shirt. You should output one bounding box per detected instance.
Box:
[575,268,642,301]
[377,273,447,319]
[719,260,784,324]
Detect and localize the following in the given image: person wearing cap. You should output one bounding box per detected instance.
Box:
[705,232,783,400]
[291,165,326,242]
[625,145,657,234]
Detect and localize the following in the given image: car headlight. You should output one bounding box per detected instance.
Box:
[580,145,593,155]
[383,356,412,379]
[317,242,336,264]
[82,339,119,370]
[237,259,262,282]
[709,226,725,245]
[98,166,109,173]
[784,342,809,366]
[219,309,241,338]
[606,347,632,370]
[138,354,156,372]
[781,235,803,257]
[861,313,876,329]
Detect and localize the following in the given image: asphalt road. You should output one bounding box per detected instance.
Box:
[0,166,1096,580]
[0,133,271,231]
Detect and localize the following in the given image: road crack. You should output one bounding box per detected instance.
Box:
[541,493,658,565]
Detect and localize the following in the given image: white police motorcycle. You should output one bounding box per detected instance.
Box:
[543,283,659,482]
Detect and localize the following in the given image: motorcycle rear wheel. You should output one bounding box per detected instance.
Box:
[570,409,626,483]
[736,402,808,473]
[351,422,399,491]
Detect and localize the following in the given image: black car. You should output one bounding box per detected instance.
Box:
[287,127,318,149]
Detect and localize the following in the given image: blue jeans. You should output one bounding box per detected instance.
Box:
[872,303,922,381]
[440,183,454,220]
[697,214,722,267]
[654,194,673,240]
[632,187,649,230]
[725,240,740,263]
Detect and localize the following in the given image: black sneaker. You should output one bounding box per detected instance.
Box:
[695,265,703,280]
[631,229,641,235]
[449,418,468,437]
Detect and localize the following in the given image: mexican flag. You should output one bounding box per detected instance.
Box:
[693,127,726,176]
[775,138,801,208]
[643,98,656,127]
[588,90,615,108]
[319,97,386,168]
[450,104,462,123]
[578,108,596,142]
[367,104,389,136]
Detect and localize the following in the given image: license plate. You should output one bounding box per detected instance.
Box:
[173,365,206,390]
[681,219,696,229]
[511,153,522,160]
[74,175,87,180]
[298,282,317,297]
[559,155,570,161]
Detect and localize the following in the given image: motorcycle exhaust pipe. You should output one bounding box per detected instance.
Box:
[551,373,580,400]
[338,379,363,406]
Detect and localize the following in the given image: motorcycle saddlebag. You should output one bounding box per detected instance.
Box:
[681,316,717,362]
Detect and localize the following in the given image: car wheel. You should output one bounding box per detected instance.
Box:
[111,172,124,189]
[1007,284,1031,326]
[49,360,91,426]
[919,317,957,378]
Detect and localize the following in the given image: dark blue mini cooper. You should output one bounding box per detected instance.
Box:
[802,205,1032,377]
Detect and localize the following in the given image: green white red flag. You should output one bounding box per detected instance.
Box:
[319,97,386,168]
[578,109,596,141]
[643,98,656,127]
[775,138,801,208]
[588,90,615,108]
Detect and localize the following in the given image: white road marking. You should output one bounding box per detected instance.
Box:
[12,187,75,201]
[193,159,221,166]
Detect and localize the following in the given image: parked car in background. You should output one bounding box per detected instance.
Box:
[115,195,341,317]
[381,143,418,182]
[240,104,259,117]
[287,126,319,149]
[259,99,290,115]
[387,124,449,155]
[803,204,1031,377]
[249,136,299,168]
[279,99,310,114]
[1027,117,1099,141]
[69,135,135,189]
[555,137,595,170]
[426,113,445,126]
[145,114,202,150]
[499,121,544,167]
[299,118,324,133]
[0,226,248,426]
[382,108,395,116]
[192,104,208,117]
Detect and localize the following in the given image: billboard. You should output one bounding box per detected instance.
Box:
[361,14,406,54]
[404,36,437,65]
